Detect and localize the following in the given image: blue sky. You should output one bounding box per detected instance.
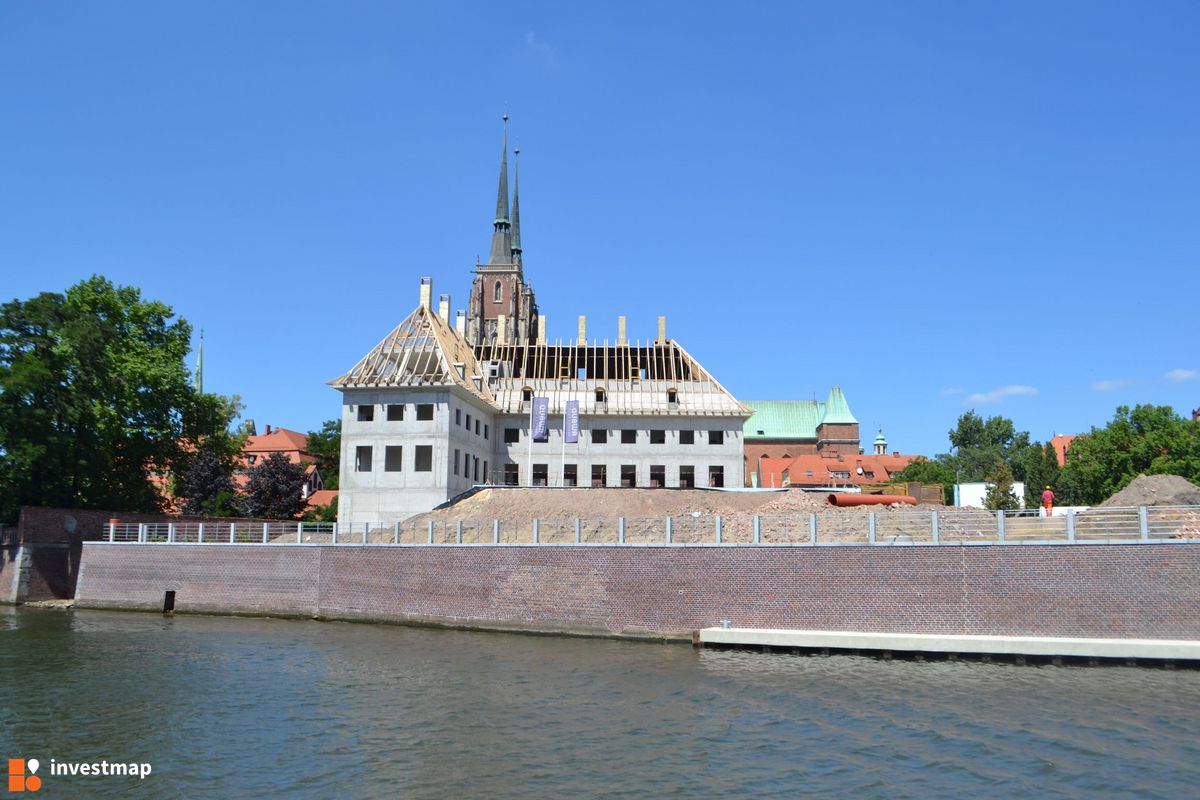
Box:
[2,1,1197,456]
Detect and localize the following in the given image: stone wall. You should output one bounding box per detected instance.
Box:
[75,543,1200,641]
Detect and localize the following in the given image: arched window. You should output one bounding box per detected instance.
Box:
[494,281,503,303]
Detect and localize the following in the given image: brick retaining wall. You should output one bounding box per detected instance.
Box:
[75,543,1200,640]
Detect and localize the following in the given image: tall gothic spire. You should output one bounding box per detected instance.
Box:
[510,147,522,264]
[487,115,512,264]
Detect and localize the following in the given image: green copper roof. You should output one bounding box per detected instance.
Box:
[742,400,824,439]
[822,386,858,425]
[874,427,887,445]
[742,391,859,440]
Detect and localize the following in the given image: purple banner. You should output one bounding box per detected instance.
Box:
[564,400,580,444]
[531,396,549,442]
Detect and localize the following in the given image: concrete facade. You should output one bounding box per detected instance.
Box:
[75,542,1200,642]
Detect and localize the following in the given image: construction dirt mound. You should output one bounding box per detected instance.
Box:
[414,487,825,525]
[1099,474,1200,508]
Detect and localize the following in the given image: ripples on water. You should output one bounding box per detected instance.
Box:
[2,607,1198,799]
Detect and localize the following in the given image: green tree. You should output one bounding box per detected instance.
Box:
[983,460,1020,510]
[1059,405,1200,504]
[242,453,307,520]
[306,418,341,490]
[0,276,236,522]
[1021,442,1061,508]
[942,411,1033,482]
[890,458,957,505]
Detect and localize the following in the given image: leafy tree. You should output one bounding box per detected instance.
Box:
[890,458,957,505]
[178,450,241,516]
[1021,442,1061,508]
[1059,405,1200,504]
[983,460,1020,510]
[943,411,1033,483]
[242,452,307,520]
[0,276,236,523]
[306,418,341,490]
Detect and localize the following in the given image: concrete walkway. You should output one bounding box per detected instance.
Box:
[698,627,1200,661]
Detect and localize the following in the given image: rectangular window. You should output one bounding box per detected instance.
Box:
[504,427,520,443]
[473,455,480,482]
[620,464,636,488]
[386,404,404,421]
[504,463,519,485]
[415,445,433,472]
[355,446,372,472]
[484,424,489,440]
[454,449,460,475]
[679,465,695,488]
[591,464,607,487]
[475,420,481,436]
[357,405,374,422]
[650,429,665,444]
[465,412,471,429]
[455,409,462,426]
[650,465,665,487]
[483,461,488,483]
[591,428,607,445]
[563,464,577,487]
[621,429,637,444]
[709,430,724,445]
[532,463,548,486]
[680,430,695,445]
[384,446,403,472]
[417,404,434,421]
[708,466,725,488]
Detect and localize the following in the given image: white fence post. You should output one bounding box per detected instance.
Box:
[1067,509,1076,543]
[198,522,205,544]
[229,522,235,544]
[297,522,303,544]
[363,522,369,544]
[1139,506,1149,541]
[618,517,625,544]
[493,520,500,544]
[931,511,939,544]
[753,515,761,544]
[868,512,876,545]
[533,519,540,544]
[574,518,581,544]
[138,523,147,543]
[168,523,176,544]
[809,513,817,545]
[715,515,723,545]
[666,516,673,545]
[108,522,116,543]
[394,521,401,545]
[456,521,463,545]
[428,521,435,545]
[997,511,1006,543]
[332,522,339,545]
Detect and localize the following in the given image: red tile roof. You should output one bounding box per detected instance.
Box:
[305,489,338,509]
[756,453,919,489]
[1050,435,1077,466]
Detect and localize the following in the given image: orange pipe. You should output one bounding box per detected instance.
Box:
[827,493,917,507]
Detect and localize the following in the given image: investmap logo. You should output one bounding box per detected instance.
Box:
[6,759,41,793]
[6,757,152,792]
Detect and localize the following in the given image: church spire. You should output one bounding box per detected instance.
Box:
[510,147,522,264]
[487,115,512,264]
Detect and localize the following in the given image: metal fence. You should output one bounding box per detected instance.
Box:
[101,506,1200,547]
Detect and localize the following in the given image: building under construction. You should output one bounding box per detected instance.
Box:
[331,122,753,526]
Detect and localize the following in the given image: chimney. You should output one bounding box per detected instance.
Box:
[617,315,627,346]
[537,316,546,345]
[419,277,433,309]
[455,309,466,337]
[438,294,450,321]
[265,424,272,434]
[657,316,666,342]
[578,315,587,343]
[497,314,507,341]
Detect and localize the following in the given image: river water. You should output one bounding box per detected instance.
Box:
[2,607,1198,799]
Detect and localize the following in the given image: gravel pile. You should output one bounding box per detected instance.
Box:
[1099,474,1200,508]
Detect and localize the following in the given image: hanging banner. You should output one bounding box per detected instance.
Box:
[564,400,580,444]
[531,396,550,442]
